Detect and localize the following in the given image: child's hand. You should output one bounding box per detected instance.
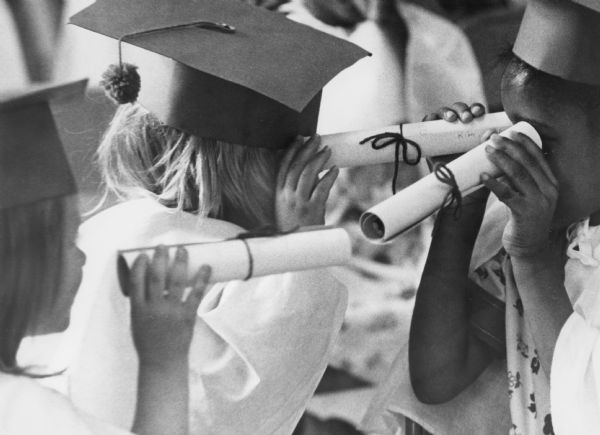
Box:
[126,246,211,368]
[422,101,486,123]
[481,132,559,257]
[275,136,339,231]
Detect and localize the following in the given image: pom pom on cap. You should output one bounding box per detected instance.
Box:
[100,63,141,104]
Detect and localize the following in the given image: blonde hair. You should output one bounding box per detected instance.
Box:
[97,104,278,228]
[0,196,66,374]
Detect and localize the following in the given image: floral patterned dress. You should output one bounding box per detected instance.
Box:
[472,249,555,435]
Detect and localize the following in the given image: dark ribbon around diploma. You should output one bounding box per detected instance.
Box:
[236,225,299,281]
[359,124,422,195]
[432,162,462,219]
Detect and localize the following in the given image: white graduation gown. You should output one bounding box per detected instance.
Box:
[552,219,600,434]
[65,199,348,435]
[0,372,130,435]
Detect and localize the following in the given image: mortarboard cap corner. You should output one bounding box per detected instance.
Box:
[0,81,85,209]
[0,78,88,112]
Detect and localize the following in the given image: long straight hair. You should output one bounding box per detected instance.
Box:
[0,196,65,374]
[97,104,279,229]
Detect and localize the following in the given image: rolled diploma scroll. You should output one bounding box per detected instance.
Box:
[321,112,512,168]
[117,227,352,289]
[360,122,542,242]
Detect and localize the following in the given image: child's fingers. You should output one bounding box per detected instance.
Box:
[310,166,339,205]
[438,107,459,122]
[422,113,442,122]
[450,102,473,122]
[297,147,331,199]
[277,136,304,189]
[166,247,189,302]
[481,173,516,205]
[128,254,149,303]
[147,245,169,301]
[512,132,558,187]
[490,134,556,196]
[285,136,321,191]
[470,103,486,117]
[485,143,538,197]
[187,265,211,311]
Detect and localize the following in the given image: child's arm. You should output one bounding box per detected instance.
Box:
[126,246,211,435]
[409,193,495,404]
[482,132,573,377]
[409,103,497,404]
[511,248,571,377]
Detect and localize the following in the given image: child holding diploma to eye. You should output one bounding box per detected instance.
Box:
[66,1,367,434]
[0,81,211,435]
[407,1,600,434]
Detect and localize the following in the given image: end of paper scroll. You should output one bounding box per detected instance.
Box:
[360,212,386,241]
[505,121,542,148]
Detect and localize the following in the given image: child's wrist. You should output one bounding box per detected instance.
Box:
[139,355,189,373]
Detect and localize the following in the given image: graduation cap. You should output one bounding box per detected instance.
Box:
[513,0,600,86]
[0,80,86,210]
[70,0,369,149]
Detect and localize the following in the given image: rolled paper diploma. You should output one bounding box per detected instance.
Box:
[117,227,352,292]
[360,122,542,242]
[321,112,512,168]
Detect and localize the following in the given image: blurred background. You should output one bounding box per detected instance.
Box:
[1,1,526,433]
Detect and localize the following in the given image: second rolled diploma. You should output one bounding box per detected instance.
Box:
[117,227,352,293]
[321,112,512,168]
[360,122,542,242]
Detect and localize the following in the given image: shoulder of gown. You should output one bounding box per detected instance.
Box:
[69,199,348,434]
[79,198,245,250]
[0,373,131,435]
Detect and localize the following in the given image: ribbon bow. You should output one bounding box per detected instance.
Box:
[432,162,462,219]
[359,124,422,194]
[235,225,299,280]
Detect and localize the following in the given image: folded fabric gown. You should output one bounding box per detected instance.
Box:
[64,198,348,435]
[0,1,28,89]
[361,343,509,435]
[552,219,600,434]
[282,0,486,129]
[0,373,130,435]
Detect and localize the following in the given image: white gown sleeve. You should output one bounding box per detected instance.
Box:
[190,269,348,434]
[67,203,348,435]
[0,374,130,435]
[551,312,600,434]
[551,238,600,435]
[69,264,347,435]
